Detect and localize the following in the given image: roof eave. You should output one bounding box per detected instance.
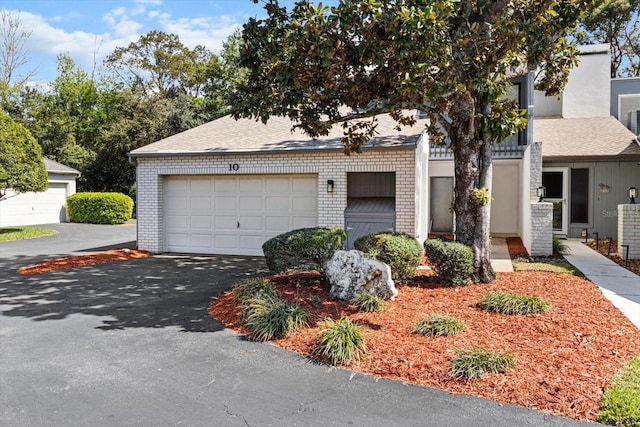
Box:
[129,142,418,159]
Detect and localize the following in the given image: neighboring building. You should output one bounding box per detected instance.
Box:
[534,44,640,239]
[611,77,640,134]
[129,73,540,256]
[0,158,80,227]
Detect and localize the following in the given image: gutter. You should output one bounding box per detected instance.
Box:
[128,142,419,160]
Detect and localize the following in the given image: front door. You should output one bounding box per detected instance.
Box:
[430,177,454,233]
[542,168,568,234]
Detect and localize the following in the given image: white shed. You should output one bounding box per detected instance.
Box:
[0,158,80,227]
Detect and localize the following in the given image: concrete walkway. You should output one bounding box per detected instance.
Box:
[563,239,640,329]
[491,237,514,272]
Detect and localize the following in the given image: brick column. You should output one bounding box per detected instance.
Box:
[530,202,553,256]
[618,204,640,259]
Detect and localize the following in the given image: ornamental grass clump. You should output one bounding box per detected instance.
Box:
[412,314,464,337]
[449,347,514,379]
[598,355,640,427]
[241,294,307,342]
[350,292,386,313]
[476,291,550,315]
[232,278,277,304]
[312,318,366,366]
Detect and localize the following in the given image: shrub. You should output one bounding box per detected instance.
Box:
[262,227,346,274]
[311,318,366,365]
[241,294,307,342]
[553,235,568,255]
[354,232,423,282]
[67,192,133,224]
[476,292,550,315]
[449,347,514,379]
[232,278,277,304]
[598,355,640,427]
[413,314,464,337]
[423,239,475,286]
[351,293,386,313]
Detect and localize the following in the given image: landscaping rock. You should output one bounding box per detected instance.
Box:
[325,250,397,300]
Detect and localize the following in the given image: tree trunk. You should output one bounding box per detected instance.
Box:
[449,92,496,283]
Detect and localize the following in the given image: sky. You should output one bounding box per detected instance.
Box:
[1,0,310,84]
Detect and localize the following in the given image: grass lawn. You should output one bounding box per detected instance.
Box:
[512,260,583,276]
[0,227,58,242]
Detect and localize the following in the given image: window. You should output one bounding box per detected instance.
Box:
[570,168,589,224]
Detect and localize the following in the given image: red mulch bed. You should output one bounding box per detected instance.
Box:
[505,236,530,259]
[17,249,151,275]
[209,270,640,421]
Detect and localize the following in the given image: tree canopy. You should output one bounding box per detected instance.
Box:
[579,0,640,77]
[233,0,594,282]
[0,110,47,200]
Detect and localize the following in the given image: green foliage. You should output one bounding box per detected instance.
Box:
[232,278,278,304]
[0,227,58,242]
[66,192,133,224]
[513,261,583,276]
[412,314,464,337]
[354,232,423,282]
[311,318,366,366]
[579,0,640,77]
[424,239,475,286]
[553,235,568,255]
[262,227,346,274]
[476,292,550,315]
[105,30,213,98]
[449,347,514,379]
[471,188,492,206]
[241,293,307,342]
[0,111,48,198]
[350,293,386,313]
[598,355,640,427]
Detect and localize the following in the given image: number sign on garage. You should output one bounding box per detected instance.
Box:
[164,175,318,255]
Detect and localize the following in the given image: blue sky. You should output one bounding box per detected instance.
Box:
[1,0,311,84]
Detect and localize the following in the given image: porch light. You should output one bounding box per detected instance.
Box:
[537,186,546,203]
[629,186,638,204]
[327,179,335,193]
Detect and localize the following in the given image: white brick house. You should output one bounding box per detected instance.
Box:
[130,106,540,256]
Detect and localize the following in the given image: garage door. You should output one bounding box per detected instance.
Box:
[0,182,68,227]
[164,175,318,255]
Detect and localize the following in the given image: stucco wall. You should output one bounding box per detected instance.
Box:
[135,148,418,253]
[562,45,611,118]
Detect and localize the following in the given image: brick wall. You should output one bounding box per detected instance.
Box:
[618,204,640,258]
[135,148,417,253]
[530,202,553,256]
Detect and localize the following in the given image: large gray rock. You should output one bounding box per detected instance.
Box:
[325,250,398,301]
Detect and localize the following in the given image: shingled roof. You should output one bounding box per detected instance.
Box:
[43,158,80,176]
[534,116,640,160]
[130,113,424,158]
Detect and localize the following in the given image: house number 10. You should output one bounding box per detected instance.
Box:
[229,163,240,171]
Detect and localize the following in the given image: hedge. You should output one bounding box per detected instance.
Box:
[262,227,346,274]
[67,192,133,224]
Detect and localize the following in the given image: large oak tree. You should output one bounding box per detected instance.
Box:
[232,0,594,283]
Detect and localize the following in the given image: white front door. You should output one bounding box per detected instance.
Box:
[164,175,318,255]
[542,168,568,234]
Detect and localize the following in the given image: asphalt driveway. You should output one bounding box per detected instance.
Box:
[0,223,597,426]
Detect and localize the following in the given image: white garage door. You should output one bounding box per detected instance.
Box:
[0,182,68,227]
[164,175,318,255]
